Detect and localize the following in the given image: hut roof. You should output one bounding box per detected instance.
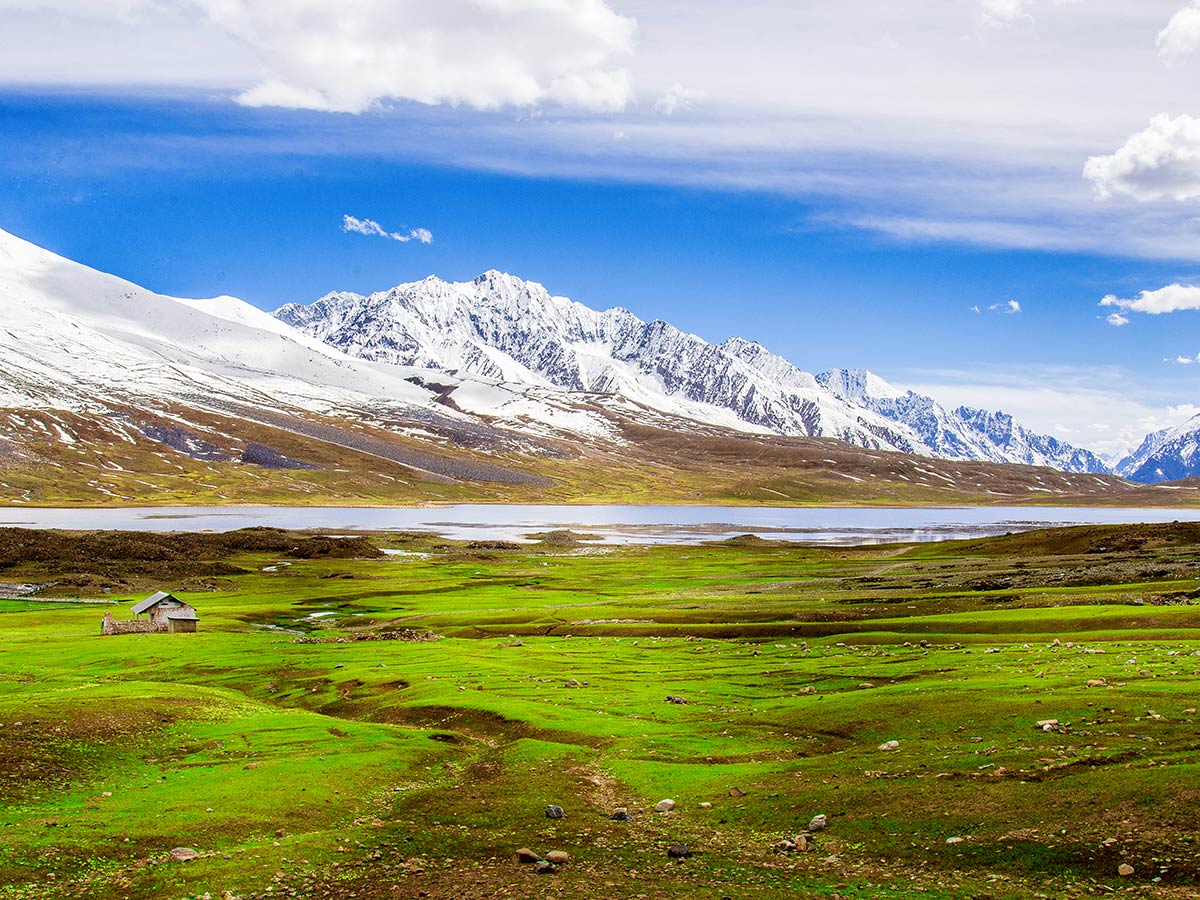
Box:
[165,609,199,621]
[131,591,181,615]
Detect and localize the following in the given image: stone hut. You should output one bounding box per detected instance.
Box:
[102,591,199,635]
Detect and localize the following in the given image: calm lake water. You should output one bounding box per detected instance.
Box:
[1,505,1199,546]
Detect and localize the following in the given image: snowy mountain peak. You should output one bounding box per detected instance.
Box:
[1116,416,1200,483]
[277,270,1112,474]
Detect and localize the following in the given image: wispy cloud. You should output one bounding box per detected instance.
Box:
[979,0,1034,28]
[1167,353,1200,365]
[342,215,433,245]
[1105,312,1130,327]
[1100,283,1200,315]
[988,299,1022,314]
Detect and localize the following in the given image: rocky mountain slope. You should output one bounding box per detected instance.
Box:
[277,272,1109,473]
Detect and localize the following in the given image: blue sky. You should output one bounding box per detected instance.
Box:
[1,1,1199,457]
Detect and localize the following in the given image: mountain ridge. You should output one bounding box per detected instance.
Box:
[277,272,1111,474]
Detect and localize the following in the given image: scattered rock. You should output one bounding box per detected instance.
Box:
[564,679,582,689]
[1086,679,1107,687]
[858,682,876,689]
[666,694,689,704]
[946,837,965,845]
[655,799,676,813]
[515,848,540,864]
[808,814,828,832]
[728,786,747,798]
[1035,719,1061,733]
[795,833,812,852]
[533,860,557,875]
[698,802,712,809]
[545,850,569,865]
[544,804,566,820]
[1118,863,1135,877]
[169,847,200,863]
[878,740,900,752]
[667,844,691,859]
[773,839,797,854]
[609,807,630,821]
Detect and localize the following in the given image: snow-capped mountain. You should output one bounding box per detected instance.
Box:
[817,369,1109,473]
[1116,418,1200,484]
[0,228,623,452]
[277,272,1109,473]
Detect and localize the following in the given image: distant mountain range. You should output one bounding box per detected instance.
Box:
[0,225,1193,506]
[276,271,1112,474]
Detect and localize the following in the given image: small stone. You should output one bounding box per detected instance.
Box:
[1118,863,1135,877]
[545,850,569,865]
[665,695,688,704]
[795,834,811,852]
[728,786,747,798]
[515,848,540,864]
[773,839,796,854]
[878,740,900,752]
[698,802,712,809]
[169,847,200,863]
[655,799,676,813]
[807,814,828,832]
[667,844,691,859]
[275,829,286,838]
[609,807,630,821]
[533,860,557,875]
[544,804,565,819]
[946,837,965,845]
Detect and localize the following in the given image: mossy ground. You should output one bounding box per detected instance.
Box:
[1,525,1199,899]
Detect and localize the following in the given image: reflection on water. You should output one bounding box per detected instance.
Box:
[0,504,1198,546]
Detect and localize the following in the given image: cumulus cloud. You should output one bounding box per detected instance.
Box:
[988,299,1022,314]
[1100,283,1200,315]
[1158,3,1200,61]
[1105,312,1130,327]
[342,215,433,244]
[1084,114,1200,202]
[1168,353,1200,364]
[0,0,637,113]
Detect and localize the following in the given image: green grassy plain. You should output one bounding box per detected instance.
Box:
[1,525,1199,899]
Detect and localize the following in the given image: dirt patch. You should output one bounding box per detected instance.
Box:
[0,527,382,584]
[0,697,196,802]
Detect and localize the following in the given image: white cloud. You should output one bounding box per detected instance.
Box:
[1168,353,1200,364]
[1084,114,1200,202]
[0,0,637,113]
[9,3,1200,258]
[980,0,1034,27]
[988,299,1022,314]
[1158,3,1200,61]
[1105,312,1130,326]
[969,304,982,314]
[653,83,703,116]
[342,215,433,244]
[1100,283,1200,315]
